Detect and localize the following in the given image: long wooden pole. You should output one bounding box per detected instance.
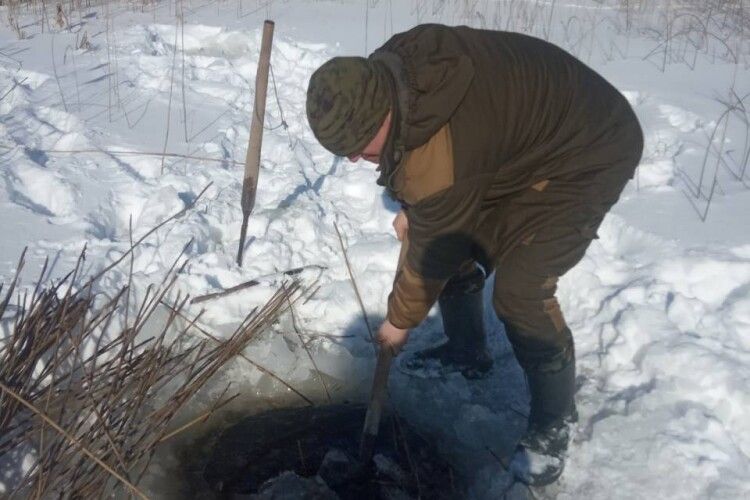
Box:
[359,236,408,463]
[237,20,275,267]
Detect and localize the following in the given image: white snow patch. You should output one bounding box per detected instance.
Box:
[6,159,77,217]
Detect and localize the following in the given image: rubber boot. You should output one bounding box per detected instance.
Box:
[511,344,577,487]
[402,266,493,379]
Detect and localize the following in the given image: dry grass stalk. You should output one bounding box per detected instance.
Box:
[160,15,180,175]
[0,251,301,496]
[50,34,69,112]
[77,30,91,50]
[156,390,240,444]
[23,147,245,167]
[333,222,374,345]
[159,299,314,406]
[55,3,68,29]
[0,184,303,497]
[7,0,25,39]
[286,297,331,403]
[0,76,27,102]
[180,1,188,142]
[331,223,422,490]
[0,381,149,500]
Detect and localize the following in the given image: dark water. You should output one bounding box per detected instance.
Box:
[195,403,461,499]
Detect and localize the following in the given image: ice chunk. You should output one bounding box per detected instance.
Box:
[252,471,338,500]
[390,327,529,497]
[317,448,356,489]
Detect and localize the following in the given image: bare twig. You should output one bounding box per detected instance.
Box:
[287,297,331,403]
[50,34,68,112]
[333,222,374,344]
[160,17,180,175]
[159,299,314,406]
[0,77,27,102]
[180,2,188,142]
[157,391,240,443]
[28,148,244,166]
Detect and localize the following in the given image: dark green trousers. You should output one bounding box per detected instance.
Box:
[490,158,638,369]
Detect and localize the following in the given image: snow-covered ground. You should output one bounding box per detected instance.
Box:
[1,0,748,498]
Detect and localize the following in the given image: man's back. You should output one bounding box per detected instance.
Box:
[374,24,641,195]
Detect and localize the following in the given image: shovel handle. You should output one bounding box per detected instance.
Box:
[359,345,394,462]
[359,232,407,462]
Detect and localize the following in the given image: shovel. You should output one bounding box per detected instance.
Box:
[358,345,394,462]
[358,235,409,463]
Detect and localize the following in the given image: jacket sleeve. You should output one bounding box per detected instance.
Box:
[386,180,485,329]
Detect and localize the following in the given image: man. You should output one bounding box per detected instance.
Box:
[306,24,643,486]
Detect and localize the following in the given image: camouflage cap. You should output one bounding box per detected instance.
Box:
[306,57,390,157]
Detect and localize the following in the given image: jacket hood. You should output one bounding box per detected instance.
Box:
[371,26,475,149]
[369,25,475,190]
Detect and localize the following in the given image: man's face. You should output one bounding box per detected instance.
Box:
[347,111,391,164]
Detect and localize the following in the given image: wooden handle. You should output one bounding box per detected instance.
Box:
[359,346,394,462]
[359,233,407,462]
[238,20,275,266]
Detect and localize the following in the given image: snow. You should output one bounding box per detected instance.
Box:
[1,0,749,499]
[6,157,77,217]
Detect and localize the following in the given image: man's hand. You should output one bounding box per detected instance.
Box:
[392,210,408,242]
[376,319,409,354]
